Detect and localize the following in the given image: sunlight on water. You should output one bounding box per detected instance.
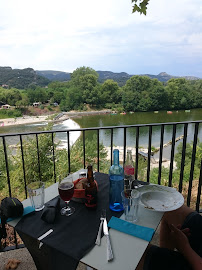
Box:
[26,122,48,127]
[53,119,81,148]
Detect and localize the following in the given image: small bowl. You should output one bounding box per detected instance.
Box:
[72,178,98,203]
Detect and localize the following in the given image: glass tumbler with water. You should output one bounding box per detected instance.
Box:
[121,189,140,222]
[27,181,45,211]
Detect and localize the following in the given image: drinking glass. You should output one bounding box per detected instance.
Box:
[121,189,140,222]
[27,181,45,211]
[58,174,75,216]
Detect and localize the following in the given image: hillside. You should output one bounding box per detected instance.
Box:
[36,70,71,81]
[0,67,50,89]
[1,67,201,89]
[139,72,200,82]
[37,69,201,86]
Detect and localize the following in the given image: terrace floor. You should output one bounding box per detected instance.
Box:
[0,225,160,270]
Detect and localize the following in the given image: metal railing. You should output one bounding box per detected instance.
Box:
[0,120,202,250]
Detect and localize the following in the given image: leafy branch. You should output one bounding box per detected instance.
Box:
[132,0,150,15]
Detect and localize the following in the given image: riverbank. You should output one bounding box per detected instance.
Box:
[64,110,111,118]
[0,109,111,127]
[0,114,71,127]
[0,115,51,127]
[104,146,176,169]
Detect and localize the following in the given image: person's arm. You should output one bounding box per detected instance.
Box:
[170,224,202,270]
[182,243,202,270]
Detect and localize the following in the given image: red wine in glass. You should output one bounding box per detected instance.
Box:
[58,175,75,216]
[58,182,74,201]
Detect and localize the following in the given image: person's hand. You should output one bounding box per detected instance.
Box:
[176,224,191,238]
[169,223,190,254]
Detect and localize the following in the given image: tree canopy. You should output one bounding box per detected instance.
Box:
[0,65,202,117]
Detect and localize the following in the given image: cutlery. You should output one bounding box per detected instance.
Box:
[37,229,53,248]
[95,210,105,246]
[103,212,113,261]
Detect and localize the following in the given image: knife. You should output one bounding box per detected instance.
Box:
[37,229,53,249]
[95,210,105,246]
[103,216,113,261]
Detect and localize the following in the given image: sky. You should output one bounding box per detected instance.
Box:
[0,0,202,77]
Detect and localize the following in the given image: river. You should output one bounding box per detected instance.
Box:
[74,108,202,160]
[0,109,202,160]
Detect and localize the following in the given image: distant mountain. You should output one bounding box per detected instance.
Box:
[96,71,132,86]
[139,72,200,83]
[36,69,201,86]
[0,66,50,89]
[36,70,71,81]
[1,67,200,89]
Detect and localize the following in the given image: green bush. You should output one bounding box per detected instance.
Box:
[47,105,53,111]
[0,109,22,118]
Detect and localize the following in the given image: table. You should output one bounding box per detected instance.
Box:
[8,170,163,270]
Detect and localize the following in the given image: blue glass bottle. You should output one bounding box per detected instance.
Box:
[109,149,124,211]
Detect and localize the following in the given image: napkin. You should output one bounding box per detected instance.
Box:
[0,206,35,223]
[108,216,155,242]
[41,197,60,224]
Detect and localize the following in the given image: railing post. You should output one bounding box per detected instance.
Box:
[123,127,126,164]
[196,159,202,212]
[97,130,100,172]
[158,124,164,185]
[52,133,56,183]
[20,135,27,198]
[178,123,188,193]
[83,130,86,169]
[2,136,11,197]
[187,122,199,207]
[36,134,42,182]
[67,131,71,174]
[168,124,176,187]
[147,126,152,183]
[135,126,139,180]
[110,129,113,166]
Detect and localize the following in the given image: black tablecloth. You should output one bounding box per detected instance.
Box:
[16,172,123,270]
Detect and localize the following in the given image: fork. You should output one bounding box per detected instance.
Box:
[95,209,105,245]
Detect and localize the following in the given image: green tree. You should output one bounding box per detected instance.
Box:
[100,79,120,105]
[85,85,101,106]
[122,76,154,111]
[175,140,202,182]
[70,134,109,173]
[80,74,98,104]
[149,83,168,110]
[165,78,192,110]
[64,67,100,108]
[27,87,48,104]
[122,90,139,112]
[60,86,83,111]
[53,91,65,104]
[71,66,98,87]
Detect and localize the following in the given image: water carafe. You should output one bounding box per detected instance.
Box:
[109,149,124,212]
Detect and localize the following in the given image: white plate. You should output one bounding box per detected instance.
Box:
[138,184,184,212]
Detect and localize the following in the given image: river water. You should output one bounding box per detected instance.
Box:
[74,109,202,160]
[0,109,202,160]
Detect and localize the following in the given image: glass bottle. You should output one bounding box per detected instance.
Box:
[124,149,135,189]
[85,165,97,209]
[109,149,124,212]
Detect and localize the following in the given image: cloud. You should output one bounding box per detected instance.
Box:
[0,0,202,77]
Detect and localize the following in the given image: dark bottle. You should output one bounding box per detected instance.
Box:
[85,165,97,209]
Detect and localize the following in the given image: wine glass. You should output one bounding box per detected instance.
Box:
[58,174,75,216]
